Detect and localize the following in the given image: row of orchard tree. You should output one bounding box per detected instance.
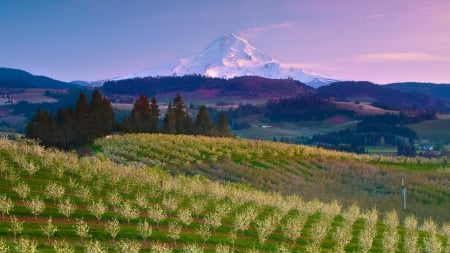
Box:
[122,93,231,137]
[26,91,231,149]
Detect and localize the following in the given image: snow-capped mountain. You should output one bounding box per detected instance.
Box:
[117,33,336,87]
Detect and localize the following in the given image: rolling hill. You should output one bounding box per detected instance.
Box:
[96,134,450,223]
[317,81,450,112]
[101,75,314,104]
[0,68,78,89]
[387,82,450,102]
[0,135,449,252]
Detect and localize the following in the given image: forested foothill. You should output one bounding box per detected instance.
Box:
[210,96,437,156]
[1,72,449,157]
[101,75,313,100]
[311,113,435,156]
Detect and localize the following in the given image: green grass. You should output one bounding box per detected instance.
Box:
[366,146,397,155]
[234,119,358,141]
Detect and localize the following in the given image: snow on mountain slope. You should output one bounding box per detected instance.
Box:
[117,33,336,87]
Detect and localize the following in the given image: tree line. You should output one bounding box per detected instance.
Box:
[122,93,231,137]
[311,114,420,156]
[26,90,114,149]
[26,91,231,149]
[266,95,354,122]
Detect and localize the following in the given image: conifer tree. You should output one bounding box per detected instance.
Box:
[26,109,53,146]
[163,102,176,134]
[127,93,152,133]
[173,93,192,134]
[217,112,232,137]
[74,92,90,145]
[27,90,115,149]
[54,108,75,149]
[195,105,213,135]
[89,89,115,138]
[149,96,160,133]
[183,113,194,134]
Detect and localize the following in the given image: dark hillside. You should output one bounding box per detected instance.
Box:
[0,67,77,89]
[387,82,450,101]
[101,75,314,99]
[317,81,450,112]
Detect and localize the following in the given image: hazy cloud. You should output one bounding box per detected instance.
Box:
[248,22,293,32]
[240,22,294,37]
[285,62,322,69]
[353,52,447,62]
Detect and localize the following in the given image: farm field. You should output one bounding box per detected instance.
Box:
[234,118,358,141]
[0,136,449,252]
[409,118,450,142]
[0,88,60,104]
[366,146,397,156]
[96,134,450,223]
[333,102,398,116]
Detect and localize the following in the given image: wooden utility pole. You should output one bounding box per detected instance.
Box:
[401,177,406,211]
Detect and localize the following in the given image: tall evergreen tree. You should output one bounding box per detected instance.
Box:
[54,108,75,149]
[195,105,213,135]
[173,93,192,134]
[163,102,176,134]
[217,112,232,137]
[126,93,152,133]
[149,96,160,133]
[26,90,115,149]
[26,109,53,146]
[99,93,115,134]
[74,92,90,145]
[88,89,115,138]
[184,114,194,134]
[123,93,151,133]
[88,89,104,138]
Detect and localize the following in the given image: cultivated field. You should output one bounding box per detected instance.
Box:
[409,118,450,142]
[0,136,449,252]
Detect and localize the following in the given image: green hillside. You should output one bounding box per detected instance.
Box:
[96,134,450,223]
[409,118,450,142]
[0,136,449,252]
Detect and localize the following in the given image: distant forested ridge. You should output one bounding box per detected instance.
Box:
[101,75,313,99]
[0,67,78,89]
[318,81,450,112]
[265,95,354,122]
[387,82,450,102]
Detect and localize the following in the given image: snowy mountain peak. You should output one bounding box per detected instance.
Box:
[200,33,273,64]
[172,33,276,77]
[117,33,337,87]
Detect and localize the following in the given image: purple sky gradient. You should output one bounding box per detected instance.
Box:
[1,0,449,84]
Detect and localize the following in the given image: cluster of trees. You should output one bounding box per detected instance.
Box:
[359,112,435,126]
[265,96,354,122]
[312,114,420,155]
[26,90,114,149]
[101,75,311,104]
[26,91,232,149]
[122,93,231,137]
[101,75,225,97]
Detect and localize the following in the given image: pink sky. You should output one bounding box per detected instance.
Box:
[1,0,449,84]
